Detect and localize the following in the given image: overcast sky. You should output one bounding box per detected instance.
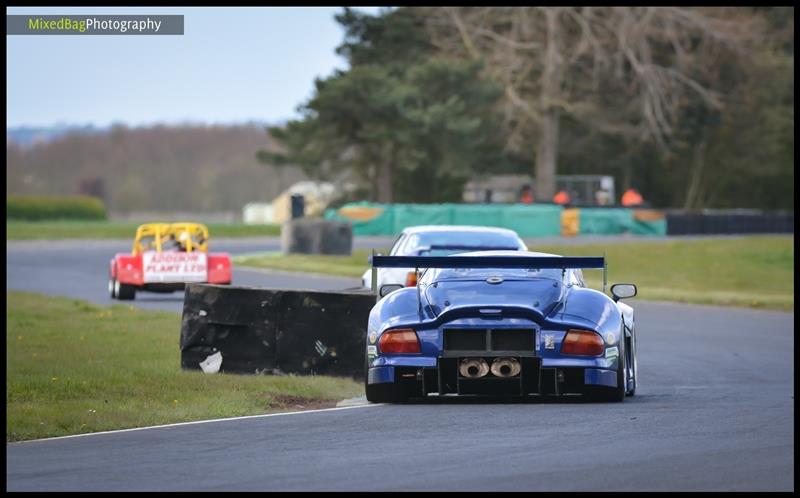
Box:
[6,6,384,128]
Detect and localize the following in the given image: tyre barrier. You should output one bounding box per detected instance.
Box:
[666,211,794,235]
[180,283,375,378]
[281,218,353,255]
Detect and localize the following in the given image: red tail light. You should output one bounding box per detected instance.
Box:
[405,271,417,287]
[561,329,605,356]
[378,328,420,354]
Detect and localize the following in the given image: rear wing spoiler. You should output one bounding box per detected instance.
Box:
[370,253,608,296]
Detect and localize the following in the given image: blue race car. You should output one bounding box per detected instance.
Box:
[364,251,638,403]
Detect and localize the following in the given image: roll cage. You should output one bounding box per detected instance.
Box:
[132,222,210,255]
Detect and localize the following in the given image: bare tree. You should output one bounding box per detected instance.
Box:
[424,7,758,201]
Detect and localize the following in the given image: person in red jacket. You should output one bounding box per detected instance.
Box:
[519,184,534,204]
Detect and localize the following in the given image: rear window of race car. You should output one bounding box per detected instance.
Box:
[420,267,563,283]
[407,231,524,251]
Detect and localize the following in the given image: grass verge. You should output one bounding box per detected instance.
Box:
[235,236,794,311]
[6,291,363,442]
[236,250,379,279]
[7,220,281,240]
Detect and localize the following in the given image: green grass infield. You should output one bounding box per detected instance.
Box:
[235,235,794,311]
[6,291,363,442]
[7,220,281,240]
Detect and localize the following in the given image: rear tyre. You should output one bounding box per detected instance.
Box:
[611,349,626,402]
[365,382,405,403]
[364,358,406,403]
[109,278,117,299]
[586,337,626,403]
[625,334,636,397]
[116,281,136,301]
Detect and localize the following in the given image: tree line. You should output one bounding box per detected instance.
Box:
[7,124,307,213]
[262,7,793,210]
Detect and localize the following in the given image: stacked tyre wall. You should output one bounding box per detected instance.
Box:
[180,284,374,378]
[665,210,794,235]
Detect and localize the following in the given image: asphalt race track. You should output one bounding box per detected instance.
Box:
[6,238,370,311]
[5,238,794,491]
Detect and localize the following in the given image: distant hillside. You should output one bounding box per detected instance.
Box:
[7,124,108,147]
[6,124,307,213]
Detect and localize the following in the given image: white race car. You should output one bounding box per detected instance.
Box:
[361,225,528,290]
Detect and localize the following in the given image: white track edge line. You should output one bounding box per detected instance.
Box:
[9,403,382,445]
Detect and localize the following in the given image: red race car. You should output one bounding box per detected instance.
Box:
[109,222,232,300]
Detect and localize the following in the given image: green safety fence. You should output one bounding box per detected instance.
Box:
[325,202,666,237]
[577,208,666,236]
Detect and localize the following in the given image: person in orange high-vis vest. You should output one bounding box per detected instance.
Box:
[621,188,644,207]
[553,190,571,205]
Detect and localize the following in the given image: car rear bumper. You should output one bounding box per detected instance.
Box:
[367,359,617,396]
[134,280,231,292]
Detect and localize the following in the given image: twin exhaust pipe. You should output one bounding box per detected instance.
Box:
[459,357,521,379]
